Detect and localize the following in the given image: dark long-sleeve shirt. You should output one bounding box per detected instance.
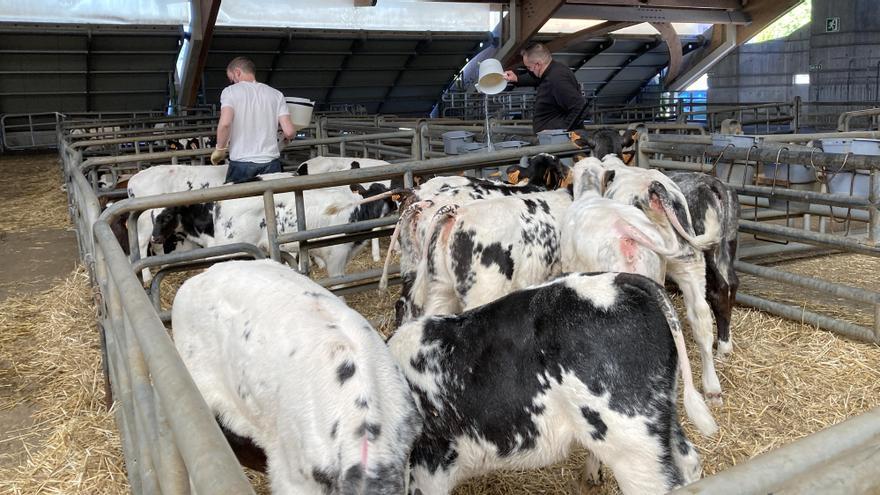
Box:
[515,60,586,134]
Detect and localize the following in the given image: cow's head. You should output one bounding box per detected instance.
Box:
[570,128,636,160]
[151,207,180,245]
[573,157,615,200]
[351,183,397,220]
[505,153,573,190]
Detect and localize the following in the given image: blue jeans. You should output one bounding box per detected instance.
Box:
[224,159,283,183]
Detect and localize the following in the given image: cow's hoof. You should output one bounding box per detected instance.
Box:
[705,392,723,407]
[716,339,733,358]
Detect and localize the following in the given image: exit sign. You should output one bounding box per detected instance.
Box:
[826,17,840,32]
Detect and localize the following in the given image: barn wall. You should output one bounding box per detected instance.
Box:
[708,0,880,129]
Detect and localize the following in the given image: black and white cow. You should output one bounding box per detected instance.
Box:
[152,174,396,278]
[668,172,740,357]
[380,175,548,324]
[126,164,229,281]
[296,156,395,262]
[578,156,725,404]
[562,161,681,285]
[172,259,422,494]
[570,128,637,161]
[388,271,717,495]
[403,189,572,322]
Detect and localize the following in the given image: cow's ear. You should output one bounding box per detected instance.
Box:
[297,163,309,175]
[350,161,361,169]
[350,184,368,196]
[622,129,636,148]
[600,169,616,196]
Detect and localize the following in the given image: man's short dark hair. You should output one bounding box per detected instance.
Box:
[227,57,256,74]
[520,42,552,63]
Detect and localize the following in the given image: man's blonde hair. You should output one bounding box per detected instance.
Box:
[227,56,256,74]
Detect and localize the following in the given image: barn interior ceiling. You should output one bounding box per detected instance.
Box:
[0,0,805,116]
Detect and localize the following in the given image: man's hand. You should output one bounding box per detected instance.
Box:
[503,70,518,83]
[211,147,227,165]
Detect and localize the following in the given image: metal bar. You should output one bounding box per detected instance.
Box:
[772,437,880,494]
[641,141,880,171]
[276,215,398,245]
[92,220,256,494]
[97,143,582,220]
[263,191,282,262]
[735,261,880,305]
[294,191,309,274]
[735,293,877,343]
[870,170,880,245]
[672,404,880,494]
[131,243,266,274]
[735,184,873,208]
[739,220,880,257]
[317,266,400,291]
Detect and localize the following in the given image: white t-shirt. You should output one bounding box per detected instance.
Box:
[220,81,289,163]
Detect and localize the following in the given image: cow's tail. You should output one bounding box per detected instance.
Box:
[411,205,459,310]
[646,276,718,436]
[379,220,401,290]
[328,337,375,492]
[613,217,679,258]
[648,182,720,251]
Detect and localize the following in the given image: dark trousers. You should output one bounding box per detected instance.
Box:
[224,159,283,183]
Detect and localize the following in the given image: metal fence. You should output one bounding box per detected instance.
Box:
[59,114,880,494]
[60,116,584,494]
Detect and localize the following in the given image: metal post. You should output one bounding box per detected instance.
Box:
[870,169,880,245]
[263,190,282,262]
[294,190,309,274]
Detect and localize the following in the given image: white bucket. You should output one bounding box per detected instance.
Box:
[285,97,315,127]
[475,58,507,95]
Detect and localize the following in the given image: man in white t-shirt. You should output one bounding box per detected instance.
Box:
[211,57,297,183]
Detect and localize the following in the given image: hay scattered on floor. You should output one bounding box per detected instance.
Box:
[0,154,71,233]
[740,253,879,328]
[0,267,128,494]
[75,244,880,494]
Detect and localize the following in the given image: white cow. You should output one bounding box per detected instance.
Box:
[173,259,421,494]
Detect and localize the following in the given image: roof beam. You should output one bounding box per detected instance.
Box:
[323,37,364,103]
[554,4,751,24]
[594,37,662,99]
[499,0,567,68]
[266,32,292,87]
[377,38,430,114]
[178,0,221,109]
[664,0,802,90]
[544,21,639,53]
[565,0,743,9]
[650,22,681,84]
[736,0,803,44]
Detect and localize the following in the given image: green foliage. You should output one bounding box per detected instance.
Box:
[749,0,811,43]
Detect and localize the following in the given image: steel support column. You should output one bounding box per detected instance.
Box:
[178,0,221,109]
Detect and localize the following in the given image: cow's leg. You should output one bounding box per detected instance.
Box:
[581,451,603,486]
[666,258,722,405]
[371,236,381,262]
[705,254,733,359]
[717,239,739,357]
[408,455,456,495]
[138,212,157,284]
[669,412,702,485]
[586,417,680,494]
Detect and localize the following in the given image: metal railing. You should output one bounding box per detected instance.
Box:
[59,113,880,494]
[635,132,880,343]
[60,117,582,494]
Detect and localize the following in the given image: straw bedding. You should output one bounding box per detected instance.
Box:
[0,268,128,494]
[3,234,879,492]
[0,154,70,233]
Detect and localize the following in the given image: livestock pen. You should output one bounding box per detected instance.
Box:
[9,112,877,494]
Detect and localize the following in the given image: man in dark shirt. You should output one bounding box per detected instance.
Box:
[503,42,586,134]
